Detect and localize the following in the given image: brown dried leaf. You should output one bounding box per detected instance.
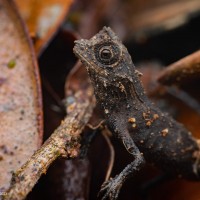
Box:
[77,0,200,40]
[65,61,90,96]
[0,0,43,191]
[15,0,73,55]
[128,0,200,39]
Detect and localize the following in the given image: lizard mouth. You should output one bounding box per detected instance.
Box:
[73,40,83,55]
[73,40,96,68]
[74,39,88,52]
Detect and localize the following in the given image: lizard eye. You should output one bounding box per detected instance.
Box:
[100,48,112,60]
[94,42,121,66]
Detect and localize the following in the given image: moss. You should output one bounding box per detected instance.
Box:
[7,60,16,69]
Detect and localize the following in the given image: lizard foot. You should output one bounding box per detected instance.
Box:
[99,175,124,200]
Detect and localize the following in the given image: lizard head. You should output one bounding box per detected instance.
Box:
[73,27,135,84]
[73,27,145,114]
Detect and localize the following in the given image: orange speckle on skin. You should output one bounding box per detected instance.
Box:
[146,121,151,126]
[132,123,137,128]
[153,114,159,120]
[128,117,136,123]
[161,128,169,136]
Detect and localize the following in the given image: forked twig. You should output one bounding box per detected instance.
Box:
[2,88,95,200]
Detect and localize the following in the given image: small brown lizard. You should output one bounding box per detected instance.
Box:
[73,27,200,200]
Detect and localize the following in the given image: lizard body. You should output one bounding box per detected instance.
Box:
[73,27,200,199]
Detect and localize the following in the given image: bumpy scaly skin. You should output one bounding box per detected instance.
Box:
[73,27,200,199]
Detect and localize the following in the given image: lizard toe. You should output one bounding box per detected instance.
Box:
[98,176,123,200]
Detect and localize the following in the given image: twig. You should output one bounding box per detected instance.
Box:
[2,88,95,200]
[86,120,105,130]
[166,87,200,115]
[101,127,115,182]
[158,50,200,85]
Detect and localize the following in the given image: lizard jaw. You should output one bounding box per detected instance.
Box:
[73,40,91,66]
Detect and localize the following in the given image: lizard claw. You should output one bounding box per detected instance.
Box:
[98,175,123,200]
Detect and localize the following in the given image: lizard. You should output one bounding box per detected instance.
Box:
[73,26,200,200]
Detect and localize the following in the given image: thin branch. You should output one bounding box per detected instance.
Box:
[101,127,115,182]
[158,50,200,85]
[2,88,95,200]
[86,120,105,130]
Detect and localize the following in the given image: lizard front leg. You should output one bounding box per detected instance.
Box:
[99,133,145,200]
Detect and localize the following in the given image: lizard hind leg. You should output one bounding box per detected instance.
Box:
[99,136,145,200]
